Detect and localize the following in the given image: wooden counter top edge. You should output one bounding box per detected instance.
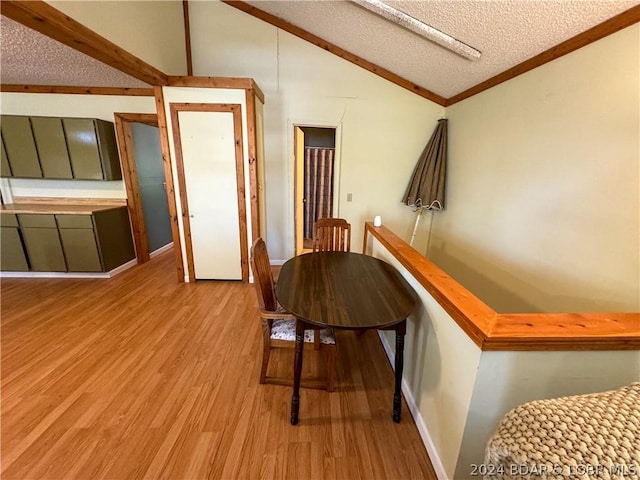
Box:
[1,197,127,215]
[364,222,639,351]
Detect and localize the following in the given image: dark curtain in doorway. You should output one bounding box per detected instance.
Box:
[304,147,334,239]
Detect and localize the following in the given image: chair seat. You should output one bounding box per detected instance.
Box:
[271,319,336,345]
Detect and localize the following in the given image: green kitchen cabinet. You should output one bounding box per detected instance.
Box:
[1,115,42,178]
[19,214,67,272]
[57,215,102,272]
[1,137,11,177]
[63,118,122,181]
[31,117,73,179]
[0,215,28,271]
[92,208,136,271]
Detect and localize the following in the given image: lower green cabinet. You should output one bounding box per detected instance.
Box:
[57,215,102,272]
[19,214,67,272]
[1,215,28,271]
[1,207,135,274]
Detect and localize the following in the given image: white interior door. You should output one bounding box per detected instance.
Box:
[179,111,241,280]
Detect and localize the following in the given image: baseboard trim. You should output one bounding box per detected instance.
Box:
[377,331,448,480]
[107,259,137,277]
[1,258,137,279]
[150,242,173,258]
[270,259,286,266]
[0,271,110,279]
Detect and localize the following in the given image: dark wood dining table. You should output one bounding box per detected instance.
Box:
[275,251,417,425]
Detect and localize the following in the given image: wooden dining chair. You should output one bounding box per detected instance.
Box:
[250,237,336,391]
[313,217,351,252]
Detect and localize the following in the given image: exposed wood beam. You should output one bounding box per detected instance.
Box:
[167,76,265,104]
[446,5,640,106]
[221,1,446,106]
[0,85,155,96]
[183,1,193,76]
[0,0,169,86]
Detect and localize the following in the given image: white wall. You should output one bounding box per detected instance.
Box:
[47,0,187,76]
[189,1,445,261]
[0,93,156,200]
[434,24,640,314]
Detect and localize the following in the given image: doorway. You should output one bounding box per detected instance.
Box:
[294,126,338,254]
[114,113,172,264]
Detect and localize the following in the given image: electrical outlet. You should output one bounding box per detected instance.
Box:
[347,193,353,202]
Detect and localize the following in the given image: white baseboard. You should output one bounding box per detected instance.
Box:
[150,242,173,258]
[106,259,137,277]
[1,258,137,279]
[377,331,449,480]
[0,271,110,279]
[270,259,286,266]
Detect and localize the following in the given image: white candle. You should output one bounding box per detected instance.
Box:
[373,215,382,227]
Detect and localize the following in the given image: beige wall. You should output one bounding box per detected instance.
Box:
[434,24,640,313]
[188,1,445,261]
[371,234,640,480]
[47,0,187,75]
[0,93,157,200]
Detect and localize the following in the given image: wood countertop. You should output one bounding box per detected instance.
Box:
[364,222,640,351]
[1,201,126,215]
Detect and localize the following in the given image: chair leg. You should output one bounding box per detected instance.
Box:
[326,346,336,392]
[260,320,271,384]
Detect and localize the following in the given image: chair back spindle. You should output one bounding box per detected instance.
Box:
[313,218,351,252]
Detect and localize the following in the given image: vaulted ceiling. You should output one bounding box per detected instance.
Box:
[1,1,638,104]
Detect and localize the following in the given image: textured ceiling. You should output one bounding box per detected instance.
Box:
[0,1,638,98]
[244,0,638,98]
[0,15,149,88]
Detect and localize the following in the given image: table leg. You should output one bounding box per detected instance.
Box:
[291,319,305,425]
[393,320,407,423]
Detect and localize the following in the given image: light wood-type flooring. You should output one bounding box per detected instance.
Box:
[1,250,437,479]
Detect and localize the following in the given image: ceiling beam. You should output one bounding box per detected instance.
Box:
[0,0,169,87]
[221,1,447,106]
[447,4,640,106]
[0,85,155,96]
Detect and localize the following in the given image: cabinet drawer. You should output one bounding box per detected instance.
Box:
[55,214,94,229]
[18,214,57,228]
[0,214,19,227]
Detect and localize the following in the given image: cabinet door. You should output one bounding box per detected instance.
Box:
[31,117,73,179]
[95,120,122,180]
[59,228,103,272]
[1,227,29,271]
[1,137,12,177]
[1,115,42,178]
[21,226,67,272]
[63,118,104,180]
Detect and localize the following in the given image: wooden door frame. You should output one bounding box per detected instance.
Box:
[113,112,160,264]
[169,103,249,282]
[292,123,342,256]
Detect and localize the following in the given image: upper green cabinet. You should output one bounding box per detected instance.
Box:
[1,115,42,178]
[31,117,73,179]
[1,137,11,177]
[0,115,122,181]
[63,118,121,180]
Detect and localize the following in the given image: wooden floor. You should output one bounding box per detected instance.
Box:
[1,250,437,479]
